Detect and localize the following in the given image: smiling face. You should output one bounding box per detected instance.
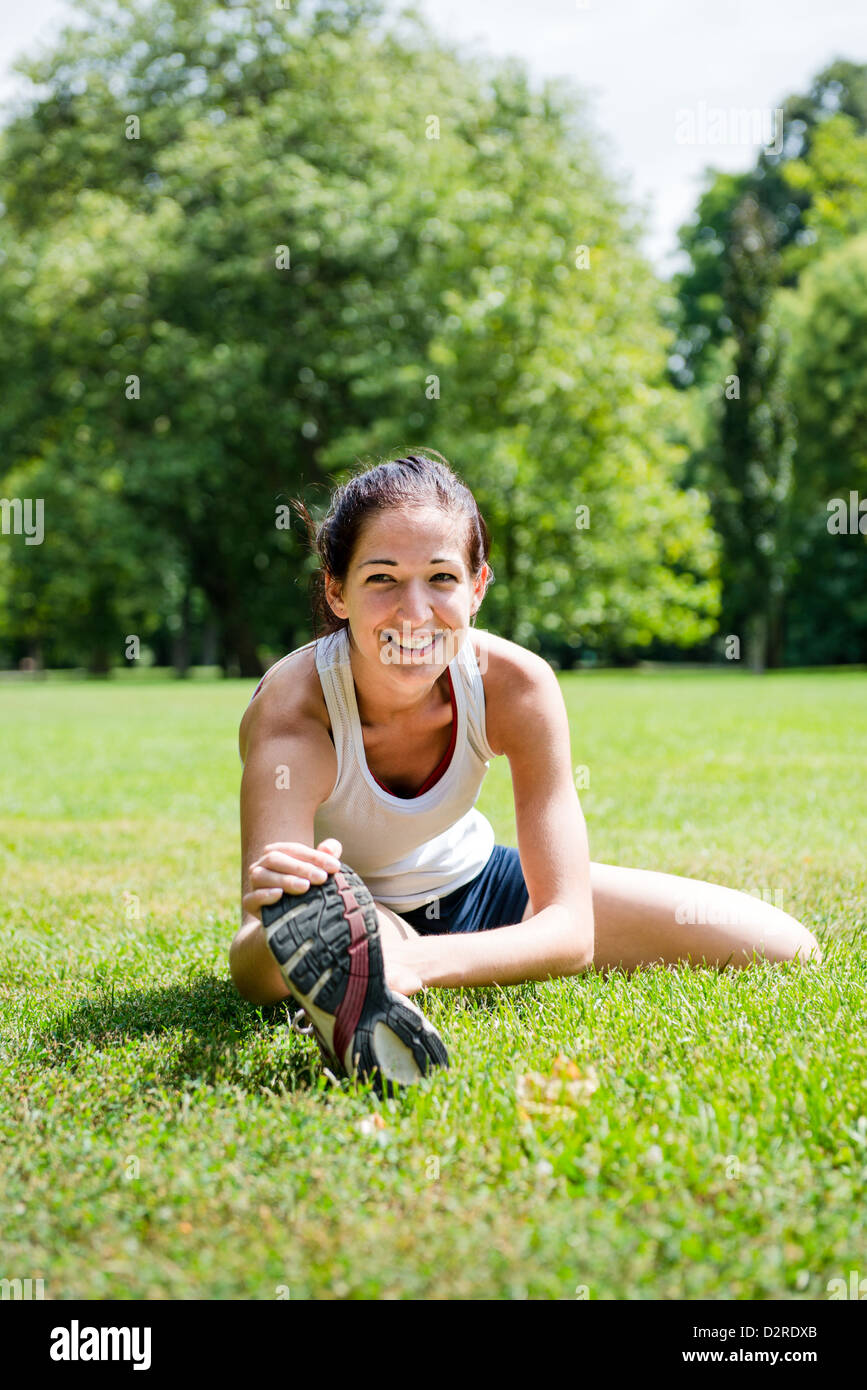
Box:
[323,504,489,684]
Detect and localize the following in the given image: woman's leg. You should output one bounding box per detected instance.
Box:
[374,902,421,942]
[520,861,822,972]
[233,861,823,1003]
[230,903,419,1006]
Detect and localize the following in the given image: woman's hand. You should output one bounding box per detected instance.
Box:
[381,935,425,998]
[243,837,343,918]
[245,837,424,997]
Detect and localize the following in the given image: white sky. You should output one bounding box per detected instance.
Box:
[2,0,866,275]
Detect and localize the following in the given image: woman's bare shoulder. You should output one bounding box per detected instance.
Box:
[468,629,552,757]
[238,644,331,764]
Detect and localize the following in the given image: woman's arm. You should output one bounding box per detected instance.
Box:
[405,648,594,989]
[238,678,338,925]
[230,674,343,1003]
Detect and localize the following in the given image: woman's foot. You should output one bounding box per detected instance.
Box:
[261,862,449,1096]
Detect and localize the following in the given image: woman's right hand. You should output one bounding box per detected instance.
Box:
[243,837,343,918]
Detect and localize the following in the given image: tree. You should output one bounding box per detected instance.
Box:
[713,197,797,669]
[781,111,867,258]
[670,59,867,390]
[776,234,867,665]
[666,59,867,667]
[0,0,719,673]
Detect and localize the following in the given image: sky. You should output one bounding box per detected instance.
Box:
[1,0,865,274]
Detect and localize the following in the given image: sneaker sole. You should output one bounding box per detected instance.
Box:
[261,863,449,1095]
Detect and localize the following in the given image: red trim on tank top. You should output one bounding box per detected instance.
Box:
[370,667,458,799]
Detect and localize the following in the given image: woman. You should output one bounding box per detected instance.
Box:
[230,452,822,1092]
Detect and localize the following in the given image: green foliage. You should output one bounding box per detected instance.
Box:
[0,0,718,672]
[774,235,867,664]
[668,59,867,667]
[671,58,867,390]
[712,196,796,668]
[781,112,867,265]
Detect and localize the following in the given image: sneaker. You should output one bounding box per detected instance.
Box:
[261,862,449,1096]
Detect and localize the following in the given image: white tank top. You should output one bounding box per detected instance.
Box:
[250,625,498,912]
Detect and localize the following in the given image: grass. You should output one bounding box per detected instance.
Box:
[1,668,865,1300]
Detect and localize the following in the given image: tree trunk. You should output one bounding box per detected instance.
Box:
[88,648,111,677]
[172,586,192,677]
[767,599,785,669]
[223,612,262,678]
[502,491,517,641]
[200,614,219,667]
[745,612,767,673]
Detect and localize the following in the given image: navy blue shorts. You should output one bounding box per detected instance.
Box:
[397,844,529,936]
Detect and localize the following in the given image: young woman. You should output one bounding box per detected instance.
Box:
[231,453,822,1091]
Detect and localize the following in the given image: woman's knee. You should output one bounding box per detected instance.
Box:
[734,903,823,968]
[772,918,823,966]
[679,877,822,970]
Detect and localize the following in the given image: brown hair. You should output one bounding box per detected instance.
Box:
[290,450,494,638]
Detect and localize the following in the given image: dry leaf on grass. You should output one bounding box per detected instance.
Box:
[356,1113,387,1135]
[516,1052,600,1119]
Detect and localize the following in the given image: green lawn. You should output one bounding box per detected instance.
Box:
[1,670,865,1300]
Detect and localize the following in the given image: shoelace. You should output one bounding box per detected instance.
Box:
[289,1006,314,1036]
[288,1004,340,1082]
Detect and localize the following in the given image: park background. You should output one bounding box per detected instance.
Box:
[1,0,866,675]
[1,0,866,1304]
